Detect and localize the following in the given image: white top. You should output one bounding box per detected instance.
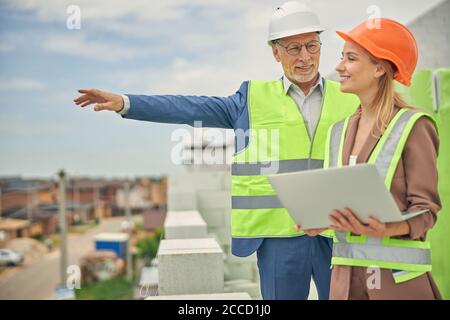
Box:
[283,75,324,138]
[349,155,358,166]
[158,238,223,255]
[164,210,207,227]
[94,232,129,242]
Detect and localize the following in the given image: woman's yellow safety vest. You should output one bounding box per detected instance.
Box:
[324,108,437,283]
[231,79,359,238]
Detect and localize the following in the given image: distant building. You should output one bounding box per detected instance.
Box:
[116,184,152,210]
[0,218,30,245]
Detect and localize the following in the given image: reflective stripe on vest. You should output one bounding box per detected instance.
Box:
[332,230,432,273]
[231,79,359,238]
[325,108,437,282]
[231,159,323,176]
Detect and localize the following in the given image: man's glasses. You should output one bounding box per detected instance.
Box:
[275,40,322,55]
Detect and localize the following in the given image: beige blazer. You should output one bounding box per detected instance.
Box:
[330,106,442,300]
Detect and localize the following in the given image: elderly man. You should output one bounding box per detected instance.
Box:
[74,1,358,300]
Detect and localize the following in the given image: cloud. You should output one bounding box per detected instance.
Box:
[0,33,30,53]
[0,78,47,91]
[0,43,15,53]
[3,0,253,44]
[0,120,70,136]
[1,0,446,179]
[110,46,279,97]
[12,0,444,72]
[43,34,149,61]
[3,0,236,26]
[104,0,447,95]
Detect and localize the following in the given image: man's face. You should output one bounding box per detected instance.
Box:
[272,32,321,84]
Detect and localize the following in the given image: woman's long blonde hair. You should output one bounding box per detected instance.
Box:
[368,55,412,137]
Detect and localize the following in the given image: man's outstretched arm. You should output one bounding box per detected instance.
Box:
[73,83,249,129]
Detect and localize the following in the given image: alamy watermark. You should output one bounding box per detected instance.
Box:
[170,121,281,174]
[366,266,381,290]
[366,5,381,29]
[66,264,81,289]
[66,5,81,30]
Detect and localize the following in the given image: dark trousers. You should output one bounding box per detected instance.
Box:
[256,235,333,300]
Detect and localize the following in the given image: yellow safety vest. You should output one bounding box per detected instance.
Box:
[324,108,437,283]
[231,79,359,238]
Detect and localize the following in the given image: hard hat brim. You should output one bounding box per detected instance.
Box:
[336,30,411,86]
[335,31,352,44]
[268,26,325,42]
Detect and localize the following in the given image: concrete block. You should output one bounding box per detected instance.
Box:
[222,173,232,190]
[167,192,197,211]
[224,280,261,300]
[221,244,231,258]
[168,172,226,193]
[224,252,258,282]
[224,209,231,227]
[206,233,228,259]
[146,292,251,300]
[224,261,255,281]
[197,191,231,209]
[168,175,195,193]
[157,238,224,295]
[199,208,227,227]
[208,226,231,246]
[197,172,228,191]
[164,210,208,239]
[226,252,257,264]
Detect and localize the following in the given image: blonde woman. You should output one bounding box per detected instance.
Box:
[325,18,442,299]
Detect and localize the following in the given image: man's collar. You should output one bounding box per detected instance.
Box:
[282,74,324,96]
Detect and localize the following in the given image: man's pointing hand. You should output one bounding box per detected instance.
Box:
[73,88,124,112]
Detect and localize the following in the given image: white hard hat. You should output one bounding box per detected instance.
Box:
[268,1,324,42]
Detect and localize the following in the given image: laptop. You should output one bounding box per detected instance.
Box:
[268,163,426,229]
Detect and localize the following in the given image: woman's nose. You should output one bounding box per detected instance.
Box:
[335,60,345,73]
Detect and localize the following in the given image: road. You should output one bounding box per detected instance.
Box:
[0,216,125,299]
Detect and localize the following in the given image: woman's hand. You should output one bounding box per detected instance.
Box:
[328,208,387,237]
[295,224,328,237]
[329,208,411,238]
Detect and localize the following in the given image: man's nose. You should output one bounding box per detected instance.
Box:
[298,45,311,61]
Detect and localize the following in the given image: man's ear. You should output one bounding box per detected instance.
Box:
[272,44,281,62]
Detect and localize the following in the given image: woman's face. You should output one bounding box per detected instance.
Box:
[335,41,383,95]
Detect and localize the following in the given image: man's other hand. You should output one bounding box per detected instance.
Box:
[74,88,124,112]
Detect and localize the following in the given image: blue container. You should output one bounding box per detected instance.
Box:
[94,233,129,259]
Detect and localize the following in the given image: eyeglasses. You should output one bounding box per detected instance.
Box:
[276,40,322,55]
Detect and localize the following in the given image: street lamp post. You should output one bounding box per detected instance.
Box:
[124,181,132,281]
[58,170,68,287]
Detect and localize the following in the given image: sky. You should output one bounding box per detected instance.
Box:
[0,0,444,179]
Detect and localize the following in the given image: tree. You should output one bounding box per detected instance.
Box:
[136,228,163,265]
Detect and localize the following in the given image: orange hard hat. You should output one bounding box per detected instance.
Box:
[336,18,418,86]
